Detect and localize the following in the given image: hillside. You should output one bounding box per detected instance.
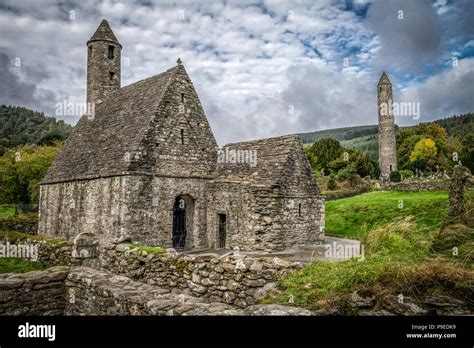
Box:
[298,113,473,163]
[297,125,378,145]
[0,105,72,155]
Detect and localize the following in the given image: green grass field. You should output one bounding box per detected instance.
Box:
[325,190,473,240]
[270,189,474,313]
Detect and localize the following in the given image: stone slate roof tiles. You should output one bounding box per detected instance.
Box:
[215,135,320,194]
[42,66,179,184]
[87,19,121,47]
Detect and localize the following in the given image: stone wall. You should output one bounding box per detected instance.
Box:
[0,266,69,315]
[0,232,75,266]
[207,183,324,251]
[65,266,245,315]
[0,220,38,234]
[0,266,312,316]
[39,176,131,244]
[101,243,301,308]
[386,179,449,191]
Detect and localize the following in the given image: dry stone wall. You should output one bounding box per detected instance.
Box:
[0,233,75,266]
[386,179,449,191]
[101,243,302,308]
[0,266,312,316]
[0,266,69,315]
[65,267,244,315]
[65,267,312,316]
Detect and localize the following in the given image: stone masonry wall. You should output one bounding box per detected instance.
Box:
[0,232,75,266]
[0,266,69,315]
[207,183,324,251]
[0,220,38,234]
[0,266,312,316]
[39,176,131,244]
[65,266,245,315]
[101,243,301,308]
[386,179,450,191]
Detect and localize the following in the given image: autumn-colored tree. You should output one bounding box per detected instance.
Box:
[409,138,438,171]
[397,123,451,172]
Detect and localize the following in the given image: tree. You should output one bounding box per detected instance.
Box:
[397,123,451,172]
[409,138,438,171]
[304,146,319,177]
[309,138,342,175]
[328,147,373,178]
[460,133,474,172]
[0,143,62,209]
[335,163,358,187]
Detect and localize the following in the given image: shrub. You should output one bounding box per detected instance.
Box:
[389,170,401,183]
[336,164,358,187]
[327,174,337,191]
[399,169,413,179]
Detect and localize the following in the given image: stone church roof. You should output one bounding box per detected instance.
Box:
[42,65,179,184]
[215,135,320,194]
[87,19,122,47]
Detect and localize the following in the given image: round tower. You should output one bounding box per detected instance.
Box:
[86,19,122,106]
[377,71,397,179]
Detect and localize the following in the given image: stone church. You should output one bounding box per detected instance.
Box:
[39,20,325,252]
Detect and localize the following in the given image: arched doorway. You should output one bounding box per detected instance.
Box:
[172,195,194,249]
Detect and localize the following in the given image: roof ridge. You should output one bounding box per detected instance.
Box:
[98,65,180,106]
[223,134,299,147]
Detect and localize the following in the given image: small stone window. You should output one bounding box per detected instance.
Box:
[298,203,302,217]
[379,86,382,93]
[109,72,115,81]
[89,46,92,55]
[108,45,114,59]
[390,165,393,172]
[180,129,184,144]
[181,93,185,103]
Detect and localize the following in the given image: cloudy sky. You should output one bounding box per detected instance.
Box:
[0,0,473,145]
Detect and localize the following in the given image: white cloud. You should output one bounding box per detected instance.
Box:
[0,0,472,144]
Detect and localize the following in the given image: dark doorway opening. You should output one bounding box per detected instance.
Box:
[172,196,186,249]
[218,214,226,248]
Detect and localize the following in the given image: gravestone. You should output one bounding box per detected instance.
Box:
[72,232,100,269]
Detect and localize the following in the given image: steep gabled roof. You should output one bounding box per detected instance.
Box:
[378,71,391,85]
[87,19,121,47]
[214,135,320,195]
[42,65,179,184]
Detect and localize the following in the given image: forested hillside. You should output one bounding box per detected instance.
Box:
[298,113,473,166]
[0,105,72,155]
[297,125,379,145]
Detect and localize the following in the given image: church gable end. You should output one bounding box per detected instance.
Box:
[141,63,218,177]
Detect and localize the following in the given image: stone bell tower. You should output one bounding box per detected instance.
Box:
[86,19,121,106]
[377,71,397,179]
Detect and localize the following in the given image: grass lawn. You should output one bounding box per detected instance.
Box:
[269,189,474,313]
[325,190,474,240]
